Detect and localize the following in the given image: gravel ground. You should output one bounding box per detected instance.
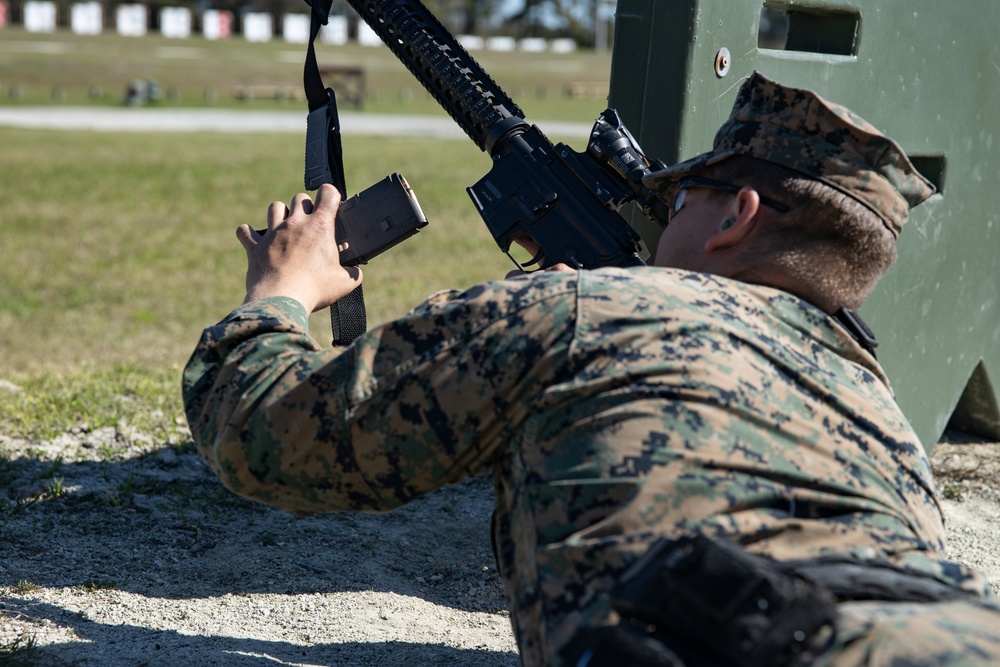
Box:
[1,423,998,666]
[0,426,517,666]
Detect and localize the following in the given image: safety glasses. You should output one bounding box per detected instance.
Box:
[668,175,790,224]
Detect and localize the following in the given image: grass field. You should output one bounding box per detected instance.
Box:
[0,26,613,122]
[0,127,522,437]
[0,27,614,440]
[0,127,516,365]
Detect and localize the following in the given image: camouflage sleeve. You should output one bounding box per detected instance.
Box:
[183,278,577,515]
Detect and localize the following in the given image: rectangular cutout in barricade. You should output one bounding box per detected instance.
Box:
[357,21,381,47]
[0,0,8,29]
[243,12,272,42]
[71,1,102,35]
[160,7,191,38]
[24,0,57,32]
[202,9,232,40]
[116,4,147,36]
[282,13,308,43]
[320,15,347,45]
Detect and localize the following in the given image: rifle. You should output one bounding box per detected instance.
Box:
[313,0,671,272]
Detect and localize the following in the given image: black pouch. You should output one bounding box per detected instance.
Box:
[592,535,836,667]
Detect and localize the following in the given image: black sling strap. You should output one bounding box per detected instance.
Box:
[303,0,366,346]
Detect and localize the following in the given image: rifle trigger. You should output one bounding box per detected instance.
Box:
[524,247,546,268]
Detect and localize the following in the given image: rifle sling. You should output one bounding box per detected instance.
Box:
[303,0,365,347]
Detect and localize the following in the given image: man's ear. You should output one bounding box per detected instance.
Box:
[704,187,760,252]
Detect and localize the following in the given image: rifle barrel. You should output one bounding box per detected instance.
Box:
[345,0,528,153]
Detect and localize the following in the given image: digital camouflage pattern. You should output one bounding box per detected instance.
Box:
[807,599,1000,667]
[183,267,1000,666]
[642,71,936,237]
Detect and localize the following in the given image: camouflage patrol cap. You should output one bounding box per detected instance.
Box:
[642,71,935,236]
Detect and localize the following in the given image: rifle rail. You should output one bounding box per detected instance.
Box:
[347,0,527,153]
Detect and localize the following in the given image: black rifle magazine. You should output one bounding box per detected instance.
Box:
[260,174,429,267]
[335,173,428,266]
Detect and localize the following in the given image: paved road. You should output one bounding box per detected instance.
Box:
[0,106,592,140]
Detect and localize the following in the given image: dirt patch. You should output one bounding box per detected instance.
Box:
[930,435,1000,590]
[0,430,517,666]
[2,428,998,665]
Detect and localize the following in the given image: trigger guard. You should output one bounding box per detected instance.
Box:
[523,247,546,268]
[503,245,548,274]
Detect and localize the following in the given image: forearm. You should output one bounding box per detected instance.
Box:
[183,275,578,516]
[182,296,373,514]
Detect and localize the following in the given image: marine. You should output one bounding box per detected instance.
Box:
[183,72,1000,665]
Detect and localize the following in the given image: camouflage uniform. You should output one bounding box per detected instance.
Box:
[183,73,1000,666]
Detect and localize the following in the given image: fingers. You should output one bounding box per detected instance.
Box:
[289,191,316,217]
[247,188,333,253]
[267,201,288,230]
[313,183,341,215]
[344,265,363,290]
[546,263,575,272]
[505,262,574,280]
[236,224,258,252]
[272,185,339,227]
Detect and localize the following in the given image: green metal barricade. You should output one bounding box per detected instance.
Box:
[608,0,1000,449]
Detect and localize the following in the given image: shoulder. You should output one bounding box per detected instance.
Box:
[573,266,772,322]
[366,271,582,363]
[411,270,582,322]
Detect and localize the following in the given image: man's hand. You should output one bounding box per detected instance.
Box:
[236,184,362,313]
